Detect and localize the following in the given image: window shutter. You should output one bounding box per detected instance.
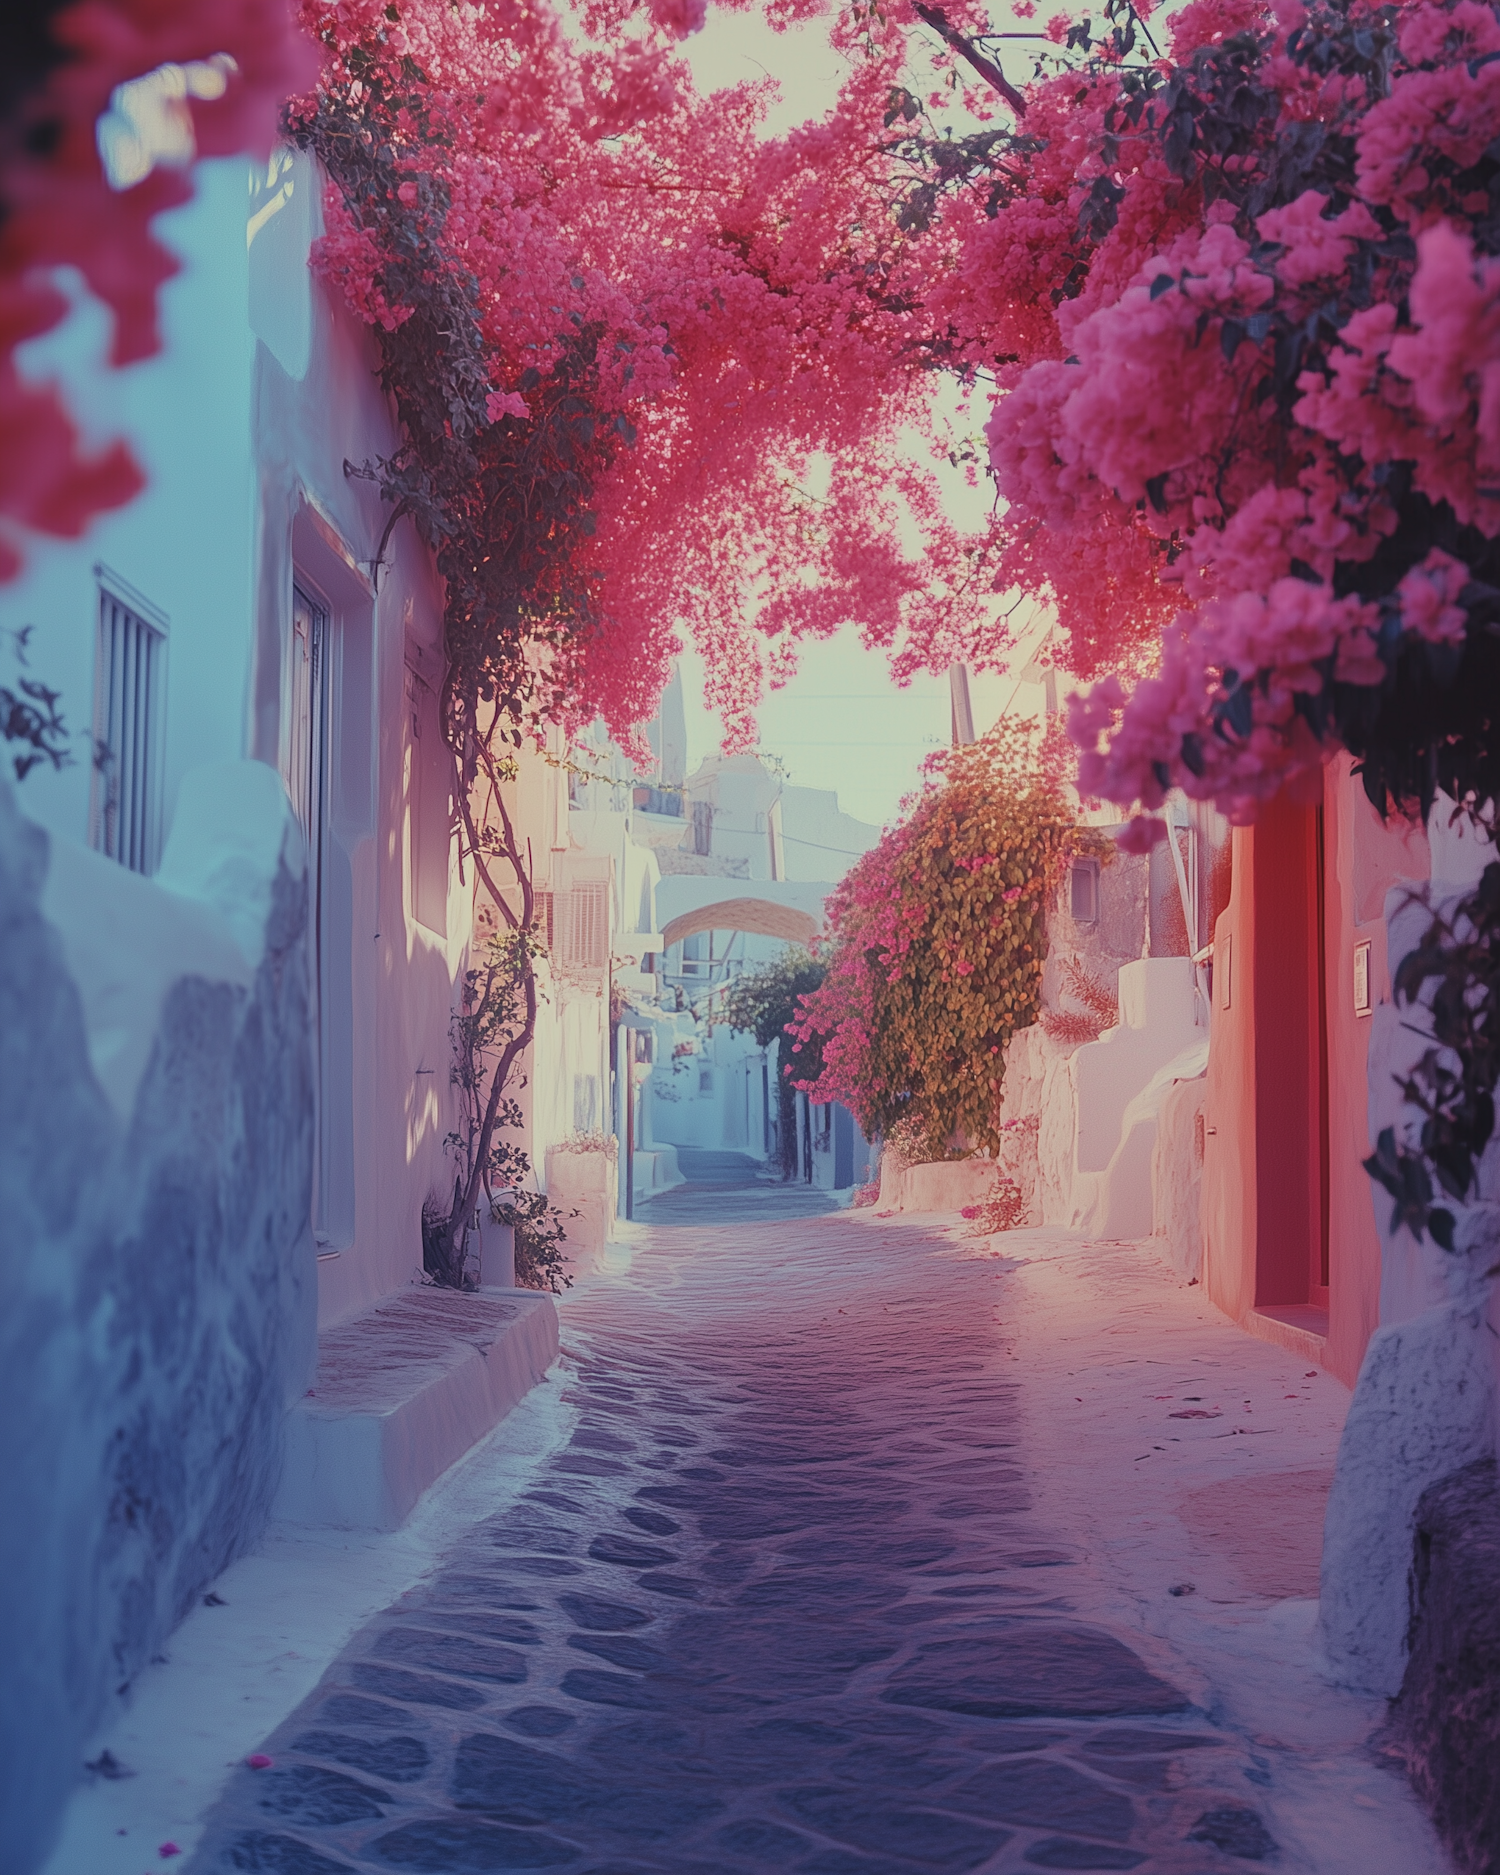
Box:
[91,581,166,874]
[563,880,607,970]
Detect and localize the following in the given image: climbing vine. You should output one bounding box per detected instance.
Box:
[787,725,1097,1161]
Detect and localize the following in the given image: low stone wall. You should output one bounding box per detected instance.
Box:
[876,1155,1005,1214]
[0,767,315,1875]
[276,1288,559,1531]
[993,1023,1083,1228]
[1389,1458,1500,1875]
[546,1144,618,1276]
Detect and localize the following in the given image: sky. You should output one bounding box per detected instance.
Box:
[668,5,1054,833]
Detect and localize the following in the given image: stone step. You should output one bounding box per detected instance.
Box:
[274,1286,559,1531]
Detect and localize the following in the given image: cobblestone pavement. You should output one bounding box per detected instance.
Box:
[189,1158,1309,1875]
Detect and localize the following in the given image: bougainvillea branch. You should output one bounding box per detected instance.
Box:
[911,2,1028,116]
[1366,862,1500,1248]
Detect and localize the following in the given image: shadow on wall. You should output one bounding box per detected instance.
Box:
[0,764,317,1875]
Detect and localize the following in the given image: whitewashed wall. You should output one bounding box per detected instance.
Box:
[247,147,472,1323]
[0,768,315,1875]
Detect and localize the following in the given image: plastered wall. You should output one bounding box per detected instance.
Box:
[0,772,315,1875]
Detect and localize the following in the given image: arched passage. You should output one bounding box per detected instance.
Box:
[660,897,819,951]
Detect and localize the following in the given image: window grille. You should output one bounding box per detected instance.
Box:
[698,1067,714,1097]
[91,579,166,873]
[562,880,607,970]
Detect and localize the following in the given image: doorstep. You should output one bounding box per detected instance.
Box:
[1245,1302,1329,1367]
[274,1285,559,1532]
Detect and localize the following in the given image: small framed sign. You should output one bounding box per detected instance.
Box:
[1353,939,1372,1017]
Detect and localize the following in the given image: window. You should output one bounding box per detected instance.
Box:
[534,889,556,952]
[90,575,166,872]
[698,1067,713,1097]
[1070,857,1100,926]
[562,879,608,970]
[692,799,713,855]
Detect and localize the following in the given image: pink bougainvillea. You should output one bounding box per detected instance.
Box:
[786,724,1093,1156]
[0,0,312,579]
[922,0,1500,828]
[293,0,1007,749]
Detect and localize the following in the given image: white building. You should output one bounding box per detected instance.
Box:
[0,135,595,1873]
[625,748,878,1190]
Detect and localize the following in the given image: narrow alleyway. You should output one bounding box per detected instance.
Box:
[187,1168,1445,1875]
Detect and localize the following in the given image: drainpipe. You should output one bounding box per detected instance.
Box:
[949,662,975,746]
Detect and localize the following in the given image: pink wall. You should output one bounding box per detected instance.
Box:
[1201,762,1428,1386]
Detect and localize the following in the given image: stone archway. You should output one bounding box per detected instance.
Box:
[660,897,819,951]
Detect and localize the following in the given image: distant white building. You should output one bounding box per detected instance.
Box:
[617,738,877,1191]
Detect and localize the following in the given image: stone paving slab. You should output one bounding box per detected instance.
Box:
[188,1192,1335,1875]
